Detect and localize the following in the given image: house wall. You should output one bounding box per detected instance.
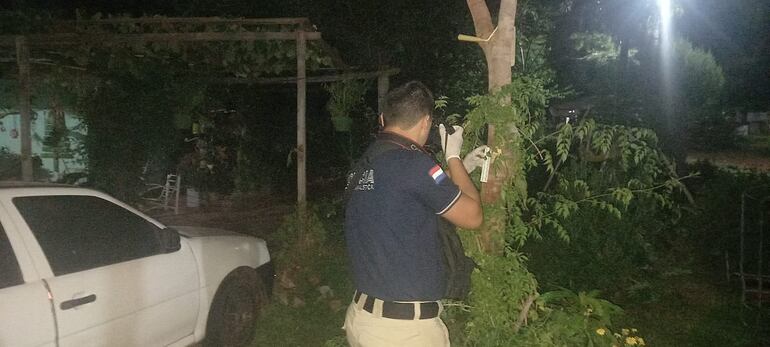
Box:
[0,110,86,178]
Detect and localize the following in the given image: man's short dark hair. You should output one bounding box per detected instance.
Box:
[382,81,434,129]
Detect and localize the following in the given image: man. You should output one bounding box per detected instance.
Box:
[343,81,486,347]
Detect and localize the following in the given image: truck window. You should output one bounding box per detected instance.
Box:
[0,222,24,289]
[13,195,163,276]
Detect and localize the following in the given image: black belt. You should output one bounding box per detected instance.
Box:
[354,290,441,320]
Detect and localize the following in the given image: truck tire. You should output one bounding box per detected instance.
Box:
[204,268,266,347]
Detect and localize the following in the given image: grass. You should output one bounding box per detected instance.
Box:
[251,299,348,346]
[251,241,353,346]
[248,196,769,346]
[616,263,770,347]
[250,240,769,346]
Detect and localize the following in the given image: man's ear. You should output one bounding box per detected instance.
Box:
[422,114,432,128]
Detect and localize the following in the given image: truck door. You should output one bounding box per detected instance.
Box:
[0,219,56,347]
[11,194,199,347]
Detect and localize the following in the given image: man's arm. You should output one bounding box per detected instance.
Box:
[438,124,484,229]
[441,157,483,229]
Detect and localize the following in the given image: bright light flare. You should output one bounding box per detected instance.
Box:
[657,0,673,47]
[658,0,673,24]
[657,0,675,123]
[656,0,674,70]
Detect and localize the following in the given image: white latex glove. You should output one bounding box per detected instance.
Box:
[463,145,489,173]
[439,124,464,161]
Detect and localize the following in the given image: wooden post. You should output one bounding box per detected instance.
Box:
[377,73,390,114]
[740,193,747,305]
[51,103,65,175]
[16,36,33,182]
[296,31,307,214]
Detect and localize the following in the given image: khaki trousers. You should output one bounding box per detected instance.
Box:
[343,302,450,347]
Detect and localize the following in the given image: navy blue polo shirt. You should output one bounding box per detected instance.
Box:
[345,136,461,301]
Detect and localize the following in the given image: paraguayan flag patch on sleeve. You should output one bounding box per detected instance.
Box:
[429,165,447,184]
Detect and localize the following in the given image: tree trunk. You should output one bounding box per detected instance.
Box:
[466,0,518,254]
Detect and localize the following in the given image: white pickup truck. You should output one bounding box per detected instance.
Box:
[0,182,274,347]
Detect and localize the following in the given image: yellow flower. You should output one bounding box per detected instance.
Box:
[596,328,607,336]
[622,328,630,336]
[631,328,638,333]
[614,333,622,339]
[638,337,646,346]
[625,336,638,345]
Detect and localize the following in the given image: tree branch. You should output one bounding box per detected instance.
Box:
[513,294,536,332]
[529,173,699,224]
[466,0,494,38]
[497,0,518,66]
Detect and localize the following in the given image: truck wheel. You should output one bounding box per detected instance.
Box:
[204,269,266,347]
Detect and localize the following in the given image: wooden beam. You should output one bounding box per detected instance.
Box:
[214,68,400,85]
[0,67,401,85]
[58,17,311,25]
[0,31,322,47]
[377,73,390,114]
[296,31,307,212]
[15,36,33,182]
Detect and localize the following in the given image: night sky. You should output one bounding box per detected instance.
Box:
[2,0,767,111]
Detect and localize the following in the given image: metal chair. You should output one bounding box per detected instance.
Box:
[142,174,181,214]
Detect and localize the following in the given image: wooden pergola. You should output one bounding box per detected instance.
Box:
[0,17,398,209]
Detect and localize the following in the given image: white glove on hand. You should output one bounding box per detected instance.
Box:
[439,124,464,161]
[463,145,489,173]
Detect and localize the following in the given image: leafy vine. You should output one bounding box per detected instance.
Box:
[449,76,689,345]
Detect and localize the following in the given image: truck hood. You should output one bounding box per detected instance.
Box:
[171,225,270,271]
[170,225,271,298]
[172,225,246,238]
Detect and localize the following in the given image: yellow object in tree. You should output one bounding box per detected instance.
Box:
[596,328,606,336]
[457,26,498,42]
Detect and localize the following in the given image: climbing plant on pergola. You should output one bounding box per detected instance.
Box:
[0,16,398,210]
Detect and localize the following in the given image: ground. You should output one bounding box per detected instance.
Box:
[687,151,770,172]
[619,263,768,346]
[149,195,769,346]
[154,193,294,239]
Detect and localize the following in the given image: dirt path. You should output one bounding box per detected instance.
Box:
[687,151,770,172]
[151,197,294,239]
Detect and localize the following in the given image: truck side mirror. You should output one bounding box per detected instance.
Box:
[159,228,181,253]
